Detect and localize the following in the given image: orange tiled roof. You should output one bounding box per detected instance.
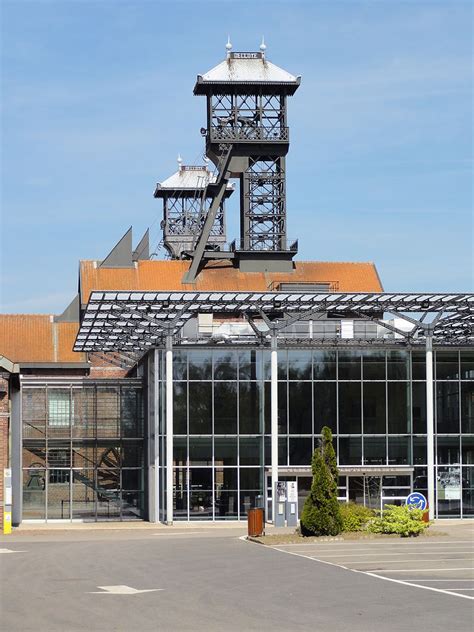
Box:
[79,259,383,304]
[0,315,86,364]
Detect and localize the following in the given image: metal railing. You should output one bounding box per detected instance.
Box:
[230,237,298,252]
[209,126,289,143]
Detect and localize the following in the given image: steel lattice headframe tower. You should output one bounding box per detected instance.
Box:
[154,157,234,259]
[182,40,301,282]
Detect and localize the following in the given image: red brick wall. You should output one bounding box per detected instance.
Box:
[0,374,10,530]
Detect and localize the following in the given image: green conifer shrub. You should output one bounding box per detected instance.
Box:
[300,426,343,536]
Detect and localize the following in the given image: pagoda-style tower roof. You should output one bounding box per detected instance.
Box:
[154,164,234,197]
[194,50,301,95]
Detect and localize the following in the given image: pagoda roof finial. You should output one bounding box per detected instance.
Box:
[260,36,266,58]
[177,153,183,169]
[226,35,232,59]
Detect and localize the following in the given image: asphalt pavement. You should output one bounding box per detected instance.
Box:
[0,526,472,631]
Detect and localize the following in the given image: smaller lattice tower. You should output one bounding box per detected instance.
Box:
[154,156,234,259]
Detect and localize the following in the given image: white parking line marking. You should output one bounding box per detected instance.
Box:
[153,532,202,536]
[331,558,474,565]
[89,585,164,595]
[259,542,474,600]
[310,550,474,558]
[0,548,26,554]
[404,579,474,582]
[445,588,474,591]
[374,567,474,573]
[360,571,474,601]
[271,540,473,547]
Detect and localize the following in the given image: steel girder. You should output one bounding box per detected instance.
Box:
[74,291,473,352]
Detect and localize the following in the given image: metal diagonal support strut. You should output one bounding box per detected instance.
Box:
[182,145,233,284]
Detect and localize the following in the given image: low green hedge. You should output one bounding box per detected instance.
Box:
[366,504,429,537]
[339,502,374,532]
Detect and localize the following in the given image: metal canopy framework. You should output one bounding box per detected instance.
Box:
[74,291,474,354]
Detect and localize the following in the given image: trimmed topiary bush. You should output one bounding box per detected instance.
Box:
[339,502,374,532]
[366,504,429,537]
[300,427,343,537]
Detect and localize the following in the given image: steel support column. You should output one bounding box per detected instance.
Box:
[426,334,435,520]
[165,336,173,525]
[271,335,278,523]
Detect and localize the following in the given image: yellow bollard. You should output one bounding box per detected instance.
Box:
[3,510,12,535]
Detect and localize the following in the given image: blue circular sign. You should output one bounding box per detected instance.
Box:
[405,492,428,511]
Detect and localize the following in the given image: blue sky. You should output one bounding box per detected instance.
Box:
[1,0,472,313]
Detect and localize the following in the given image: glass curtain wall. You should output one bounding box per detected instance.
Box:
[22,381,145,521]
[163,347,473,521]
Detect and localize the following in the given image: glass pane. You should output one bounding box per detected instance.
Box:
[121,441,144,467]
[278,382,287,434]
[96,387,120,438]
[239,437,262,465]
[173,382,187,434]
[189,468,213,519]
[363,383,386,434]
[121,491,144,520]
[97,491,120,519]
[437,436,460,465]
[411,352,426,380]
[48,470,70,519]
[240,491,263,516]
[173,468,188,519]
[121,469,143,490]
[174,437,187,466]
[214,437,237,466]
[22,469,46,519]
[462,436,474,465]
[339,383,361,433]
[437,465,461,517]
[47,389,72,438]
[214,467,238,489]
[362,351,386,380]
[412,382,426,434]
[314,382,336,434]
[22,388,46,439]
[338,350,361,380]
[214,382,237,434]
[277,350,287,380]
[387,351,409,380]
[338,437,362,465]
[214,350,237,380]
[238,350,260,380]
[71,444,95,469]
[239,467,262,490]
[121,388,143,438]
[461,351,474,380]
[388,437,410,465]
[72,388,95,438]
[461,382,474,433]
[71,471,96,519]
[436,382,460,433]
[313,350,336,380]
[363,437,386,465]
[189,437,212,465]
[289,438,313,465]
[388,382,410,433]
[239,382,262,434]
[188,349,212,380]
[288,382,312,434]
[23,443,46,470]
[215,486,238,519]
[288,350,312,380]
[188,383,212,434]
[173,350,188,380]
[279,437,287,465]
[413,436,427,465]
[436,351,459,380]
